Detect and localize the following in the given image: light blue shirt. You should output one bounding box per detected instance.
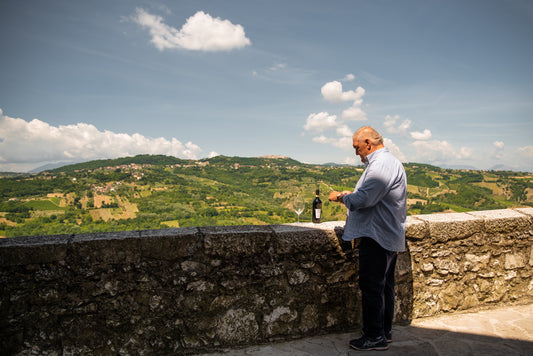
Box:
[342,147,407,252]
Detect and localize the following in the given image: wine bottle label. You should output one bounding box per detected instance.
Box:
[315,209,321,219]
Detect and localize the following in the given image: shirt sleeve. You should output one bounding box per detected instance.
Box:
[342,160,391,211]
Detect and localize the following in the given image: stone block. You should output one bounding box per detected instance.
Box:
[70,230,141,265]
[201,225,272,257]
[421,262,434,272]
[396,251,413,277]
[406,216,428,240]
[263,306,298,336]
[300,305,319,332]
[415,212,484,242]
[433,259,460,275]
[505,252,527,270]
[468,209,531,234]
[216,308,259,344]
[326,264,355,284]
[0,234,71,266]
[287,269,309,285]
[459,294,479,310]
[271,223,338,255]
[139,227,201,259]
[464,253,491,272]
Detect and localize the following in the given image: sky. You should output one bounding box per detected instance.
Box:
[1,0,532,173]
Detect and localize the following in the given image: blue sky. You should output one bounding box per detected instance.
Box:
[1,0,532,172]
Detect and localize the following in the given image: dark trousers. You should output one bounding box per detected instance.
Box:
[358,237,397,338]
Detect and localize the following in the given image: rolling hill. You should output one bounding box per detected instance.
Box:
[1,155,532,238]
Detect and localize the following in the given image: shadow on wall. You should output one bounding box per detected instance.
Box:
[332,225,414,328]
[0,223,417,355]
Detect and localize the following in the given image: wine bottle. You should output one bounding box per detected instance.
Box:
[312,188,322,223]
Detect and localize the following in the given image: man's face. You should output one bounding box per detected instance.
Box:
[353,137,370,163]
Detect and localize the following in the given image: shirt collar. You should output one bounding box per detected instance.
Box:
[364,147,388,167]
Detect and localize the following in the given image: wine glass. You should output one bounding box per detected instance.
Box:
[293,196,305,223]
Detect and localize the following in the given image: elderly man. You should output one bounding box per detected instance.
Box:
[329,126,407,351]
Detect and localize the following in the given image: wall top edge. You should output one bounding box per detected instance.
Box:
[513,207,533,216]
[0,208,530,247]
[467,209,531,219]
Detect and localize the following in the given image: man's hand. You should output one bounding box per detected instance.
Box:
[328,190,352,202]
[328,190,341,202]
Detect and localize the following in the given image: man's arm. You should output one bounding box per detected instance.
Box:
[328,190,352,203]
[343,163,390,210]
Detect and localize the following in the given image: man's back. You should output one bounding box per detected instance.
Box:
[341,147,407,252]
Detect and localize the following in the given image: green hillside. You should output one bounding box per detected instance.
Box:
[1,155,532,238]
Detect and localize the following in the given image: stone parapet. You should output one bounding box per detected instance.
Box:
[1,208,532,355]
[406,208,533,318]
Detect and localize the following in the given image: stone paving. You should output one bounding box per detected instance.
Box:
[199,303,533,355]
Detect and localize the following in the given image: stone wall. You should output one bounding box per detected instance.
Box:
[406,208,533,318]
[1,208,532,355]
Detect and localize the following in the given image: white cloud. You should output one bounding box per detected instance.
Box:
[492,141,505,159]
[312,135,352,150]
[321,81,365,103]
[303,112,338,133]
[343,155,358,165]
[342,73,355,82]
[0,109,203,171]
[384,138,406,162]
[384,114,411,135]
[132,9,251,52]
[518,145,533,159]
[305,79,368,154]
[410,129,432,141]
[458,146,474,159]
[342,104,367,121]
[268,63,286,71]
[312,135,332,144]
[411,140,450,162]
[336,124,353,137]
[319,81,367,121]
[208,151,220,158]
[411,139,473,163]
[333,136,353,150]
[493,141,505,149]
